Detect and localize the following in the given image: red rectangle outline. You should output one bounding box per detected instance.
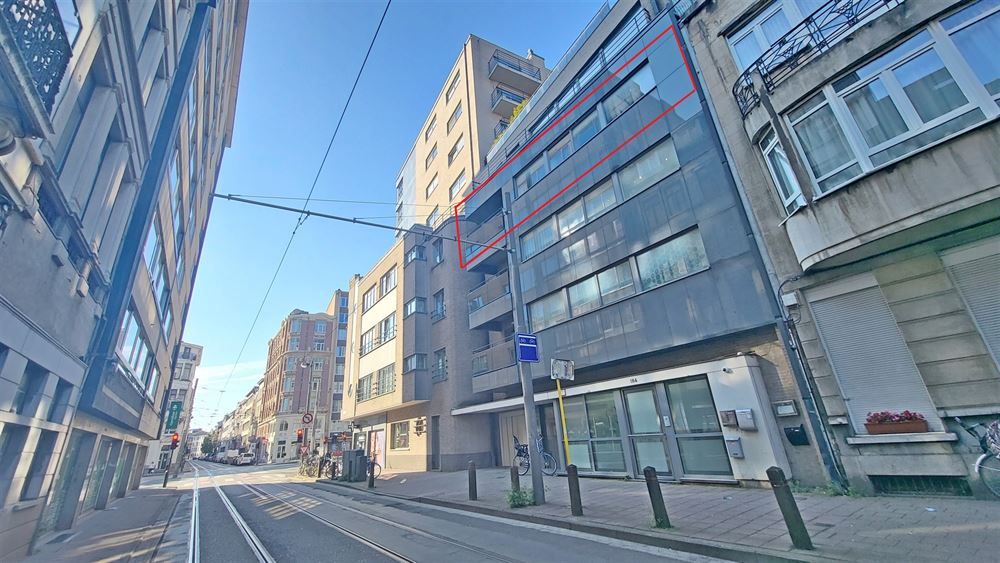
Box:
[454,24,696,269]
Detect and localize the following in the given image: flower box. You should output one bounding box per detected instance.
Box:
[864,420,929,435]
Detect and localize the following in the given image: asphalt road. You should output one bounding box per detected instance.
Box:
[190,461,727,563]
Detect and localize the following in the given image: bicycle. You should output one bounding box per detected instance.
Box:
[368,459,382,478]
[298,453,320,477]
[954,416,1000,497]
[513,435,558,477]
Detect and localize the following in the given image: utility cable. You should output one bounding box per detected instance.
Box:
[211,0,392,414]
[227,193,439,207]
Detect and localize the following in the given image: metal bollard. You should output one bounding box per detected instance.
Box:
[368,459,375,489]
[643,466,670,528]
[468,461,478,500]
[567,464,583,516]
[766,466,814,550]
[510,465,520,493]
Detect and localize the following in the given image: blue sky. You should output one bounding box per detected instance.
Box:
[185,0,606,429]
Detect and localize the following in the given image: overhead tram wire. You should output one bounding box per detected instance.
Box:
[212,0,392,411]
[226,194,440,207]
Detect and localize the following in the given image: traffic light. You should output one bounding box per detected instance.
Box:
[295,428,303,443]
[170,432,180,450]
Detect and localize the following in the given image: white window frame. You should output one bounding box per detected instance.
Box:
[426,174,438,198]
[449,170,466,200]
[447,135,465,166]
[758,127,806,215]
[786,14,1000,196]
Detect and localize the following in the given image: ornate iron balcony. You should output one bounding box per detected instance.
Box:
[0,0,73,113]
[732,0,904,118]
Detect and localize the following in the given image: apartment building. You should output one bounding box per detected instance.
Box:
[396,35,549,232]
[324,289,350,426]
[0,0,247,557]
[259,309,338,462]
[142,342,202,472]
[341,38,551,471]
[456,0,834,487]
[680,0,1000,496]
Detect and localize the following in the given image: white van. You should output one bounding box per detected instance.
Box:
[235,453,255,466]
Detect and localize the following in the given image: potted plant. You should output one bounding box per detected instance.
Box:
[865,410,929,435]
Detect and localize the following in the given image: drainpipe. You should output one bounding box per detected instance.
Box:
[669,10,848,489]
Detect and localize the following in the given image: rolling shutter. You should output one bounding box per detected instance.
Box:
[809,283,942,433]
[945,243,1000,367]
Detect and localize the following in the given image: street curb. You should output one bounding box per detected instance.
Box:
[311,479,836,563]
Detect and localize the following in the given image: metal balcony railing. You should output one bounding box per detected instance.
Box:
[0,0,72,112]
[471,337,516,376]
[494,119,509,139]
[733,0,904,118]
[489,49,542,81]
[491,86,525,109]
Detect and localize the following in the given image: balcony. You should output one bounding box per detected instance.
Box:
[0,0,73,136]
[732,0,904,118]
[489,50,542,94]
[468,273,512,329]
[471,337,519,393]
[494,119,509,140]
[353,370,430,418]
[491,86,526,118]
[462,211,506,272]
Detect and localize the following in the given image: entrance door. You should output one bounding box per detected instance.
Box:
[664,377,732,478]
[430,416,441,470]
[367,429,385,466]
[624,387,674,477]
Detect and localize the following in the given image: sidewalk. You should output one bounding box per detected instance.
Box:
[315,468,1000,562]
[26,486,185,562]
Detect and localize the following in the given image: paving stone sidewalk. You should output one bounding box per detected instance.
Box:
[319,468,1000,562]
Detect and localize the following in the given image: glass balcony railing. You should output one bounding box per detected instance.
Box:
[471,337,516,376]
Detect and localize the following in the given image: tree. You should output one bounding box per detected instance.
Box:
[509,98,528,122]
[201,436,215,455]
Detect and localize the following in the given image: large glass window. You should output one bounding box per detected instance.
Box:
[447,102,463,133]
[597,262,635,304]
[362,287,377,312]
[448,135,465,166]
[528,291,568,331]
[445,71,461,103]
[391,422,409,449]
[618,138,680,199]
[572,111,601,148]
[514,155,548,197]
[548,134,573,170]
[635,230,709,291]
[947,2,1000,97]
[758,128,805,214]
[602,64,655,121]
[520,218,558,260]
[568,277,601,317]
[666,377,731,476]
[557,200,585,238]
[449,170,466,200]
[425,175,438,198]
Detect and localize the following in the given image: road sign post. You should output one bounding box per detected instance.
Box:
[551,359,574,466]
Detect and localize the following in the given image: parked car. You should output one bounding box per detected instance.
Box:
[235,453,255,466]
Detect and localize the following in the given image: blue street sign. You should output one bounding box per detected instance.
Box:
[515,333,539,363]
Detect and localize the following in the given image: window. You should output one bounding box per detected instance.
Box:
[758,127,805,214]
[313,359,325,372]
[584,180,617,218]
[529,291,569,331]
[279,420,289,431]
[280,396,292,412]
[362,286,377,312]
[331,399,343,414]
[514,155,548,197]
[380,314,396,343]
[426,174,439,198]
[432,290,445,319]
[449,170,466,200]
[573,110,602,148]
[315,321,327,334]
[13,363,46,418]
[339,312,348,323]
[117,308,151,383]
[548,134,573,170]
[424,115,437,141]
[391,422,410,449]
[313,339,326,351]
[618,138,680,199]
[0,424,29,504]
[787,8,1000,194]
[336,363,345,376]
[635,230,709,291]
[403,354,426,372]
[446,71,461,103]
[520,218,558,260]
[360,328,376,356]
[286,357,296,371]
[47,379,72,424]
[143,223,161,278]
[426,206,440,227]
[289,336,300,351]
[432,348,447,381]
[337,328,347,340]
[291,319,302,333]
[603,64,656,122]
[727,0,824,70]
[597,261,636,304]
[379,268,397,296]
[405,245,426,264]
[432,240,444,264]
[20,430,57,501]
[568,276,601,317]
[376,364,395,395]
[332,381,344,394]
[425,144,437,169]
[447,102,463,133]
[404,297,426,317]
[448,135,465,165]
[336,345,345,356]
[283,376,295,393]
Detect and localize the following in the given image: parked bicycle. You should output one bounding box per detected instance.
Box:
[954,416,1000,497]
[513,435,558,477]
[298,452,320,477]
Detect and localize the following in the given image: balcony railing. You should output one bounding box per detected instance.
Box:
[494,119,509,139]
[491,86,525,109]
[0,0,72,112]
[733,0,904,118]
[468,273,510,313]
[471,337,516,376]
[489,49,542,81]
[462,211,504,261]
